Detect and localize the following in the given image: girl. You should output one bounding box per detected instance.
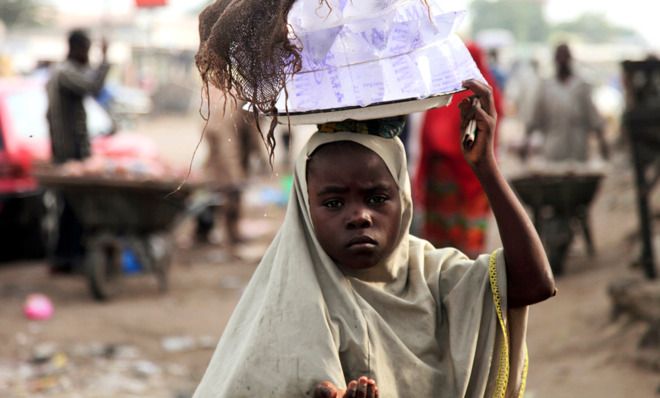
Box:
[193,80,555,397]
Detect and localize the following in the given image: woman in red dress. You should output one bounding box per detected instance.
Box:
[414,43,504,258]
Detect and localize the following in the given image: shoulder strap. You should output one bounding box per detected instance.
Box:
[488,250,529,398]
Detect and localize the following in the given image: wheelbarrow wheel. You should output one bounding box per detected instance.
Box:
[148,234,172,293]
[127,235,171,294]
[547,241,570,276]
[85,234,123,301]
[541,218,574,276]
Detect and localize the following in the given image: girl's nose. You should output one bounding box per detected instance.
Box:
[346,207,372,229]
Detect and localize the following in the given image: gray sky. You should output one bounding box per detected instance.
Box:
[50,0,203,15]
[544,0,657,45]
[50,0,658,46]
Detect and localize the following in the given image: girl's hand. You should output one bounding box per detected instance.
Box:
[458,79,498,170]
[314,377,379,398]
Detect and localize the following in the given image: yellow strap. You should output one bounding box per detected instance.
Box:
[519,347,529,398]
[488,251,529,398]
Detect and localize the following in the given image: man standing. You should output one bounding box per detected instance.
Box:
[47,29,110,163]
[46,29,110,272]
[522,43,609,161]
[520,43,609,273]
[195,87,252,249]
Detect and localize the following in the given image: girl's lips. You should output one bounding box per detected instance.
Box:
[347,236,378,247]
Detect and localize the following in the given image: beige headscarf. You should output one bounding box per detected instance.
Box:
[194,132,527,397]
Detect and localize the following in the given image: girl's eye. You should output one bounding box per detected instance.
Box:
[367,195,388,205]
[323,199,343,209]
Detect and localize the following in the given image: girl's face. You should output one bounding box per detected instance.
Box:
[307,142,402,270]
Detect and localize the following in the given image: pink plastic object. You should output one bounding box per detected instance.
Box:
[23,294,54,321]
[92,132,160,160]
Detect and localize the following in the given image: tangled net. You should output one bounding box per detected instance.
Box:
[196,0,318,162]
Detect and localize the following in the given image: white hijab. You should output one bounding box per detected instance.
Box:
[194,132,525,397]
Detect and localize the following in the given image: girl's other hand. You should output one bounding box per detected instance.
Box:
[313,377,379,398]
[459,79,498,170]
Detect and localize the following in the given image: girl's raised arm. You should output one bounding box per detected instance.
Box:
[459,79,556,308]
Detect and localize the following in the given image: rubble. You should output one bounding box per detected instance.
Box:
[0,337,211,397]
[161,336,196,353]
[609,276,660,373]
[161,335,218,353]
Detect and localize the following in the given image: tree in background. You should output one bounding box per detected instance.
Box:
[0,0,51,28]
[470,0,642,45]
[552,13,640,43]
[470,0,549,43]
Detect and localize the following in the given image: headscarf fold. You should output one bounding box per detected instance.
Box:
[194,131,523,397]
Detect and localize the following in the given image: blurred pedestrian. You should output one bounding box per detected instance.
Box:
[413,42,504,258]
[507,58,541,129]
[47,29,110,163]
[521,43,609,162]
[46,29,110,273]
[488,48,508,91]
[196,87,257,248]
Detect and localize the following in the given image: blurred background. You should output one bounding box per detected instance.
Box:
[0,0,658,397]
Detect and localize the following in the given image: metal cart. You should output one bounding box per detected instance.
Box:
[36,172,194,300]
[510,172,603,275]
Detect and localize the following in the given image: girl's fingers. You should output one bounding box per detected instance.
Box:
[458,97,472,112]
[459,97,477,130]
[461,79,491,100]
[313,381,337,398]
[366,379,377,398]
[473,105,494,124]
[343,377,377,398]
[461,79,496,117]
[461,78,489,93]
[345,380,358,398]
[356,377,368,398]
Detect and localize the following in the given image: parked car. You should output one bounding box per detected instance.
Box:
[0,77,158,260]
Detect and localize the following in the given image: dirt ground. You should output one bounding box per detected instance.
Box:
[0,113,658,397]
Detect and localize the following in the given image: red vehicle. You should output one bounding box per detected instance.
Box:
[0,78,157,260]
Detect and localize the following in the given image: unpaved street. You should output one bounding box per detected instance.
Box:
[0,114,658,397]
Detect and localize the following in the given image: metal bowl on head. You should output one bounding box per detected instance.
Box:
[249,92,456,125]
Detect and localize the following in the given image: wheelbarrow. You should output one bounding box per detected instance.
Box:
[36,172,195,300]
[510,171,603,275]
